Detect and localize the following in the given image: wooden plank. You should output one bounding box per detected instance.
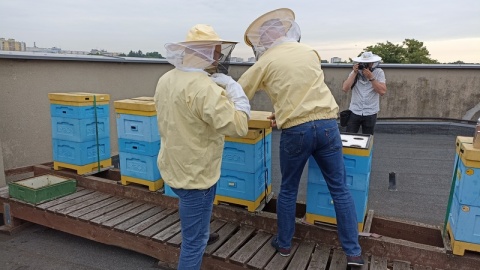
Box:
[370,255,388,270]
[45,191,104,212]
[68,196,123,218]
[212,225,255,260]
[230,230,271,265]
[152,221,181,242]
[114,206,164,231]
[126,208,176,235]
[209,219,226,233]
[328,249,347,270]
[91,201,144,224]
[286,241,316,270]
[56,193,112,215]
[36,188,92,209]
[166,230,183,247]
[7,201,182,265]
[246,235,275,270]
[413,264,426,270]
[138,212,180,237]
[101,203,156,228]
[204,222,238,255]
[393,261,411,270]
[363,209,374,233]
[77,198,133,221]
[307,244,330,270]
[264,242,299,270]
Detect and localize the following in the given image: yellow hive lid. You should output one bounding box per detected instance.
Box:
[114,98,156,112]
[459,141,480,162]
[48,92,110,102]
[131,96,154,101]
[225,128,272,143]
[248,111,273,129]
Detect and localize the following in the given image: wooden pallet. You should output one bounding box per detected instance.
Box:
[0,187,427,270]
[3,165,479,270]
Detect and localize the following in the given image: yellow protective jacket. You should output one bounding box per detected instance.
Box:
[238,42,338,129]
[154,69,248,189]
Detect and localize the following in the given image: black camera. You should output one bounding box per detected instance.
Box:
[358,63,367,70]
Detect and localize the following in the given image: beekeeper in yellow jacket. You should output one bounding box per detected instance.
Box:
[153,24,250,270]
[211,8,364,266]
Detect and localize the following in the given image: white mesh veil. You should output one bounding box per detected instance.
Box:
[245,9,301,60]
[165,41,236,74]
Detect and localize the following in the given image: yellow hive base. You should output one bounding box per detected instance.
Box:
[305,213,364,232]
[120,175,164,192]
[54,159,112,175]
[214,185,272,212]
[447,223,480,256]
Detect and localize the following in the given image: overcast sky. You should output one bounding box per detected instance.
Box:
[1,0,479,63]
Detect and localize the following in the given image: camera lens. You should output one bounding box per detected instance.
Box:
[358,63,364,70]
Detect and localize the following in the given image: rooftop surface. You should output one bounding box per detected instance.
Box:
[0,122,474,269]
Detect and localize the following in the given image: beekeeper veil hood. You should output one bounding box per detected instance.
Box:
[244,8,301,60]
[165,24,237,74]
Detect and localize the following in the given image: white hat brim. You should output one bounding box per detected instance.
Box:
[352,55,382,63]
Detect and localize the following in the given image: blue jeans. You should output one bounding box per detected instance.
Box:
[172,184,217,270]
[277,119,361,256]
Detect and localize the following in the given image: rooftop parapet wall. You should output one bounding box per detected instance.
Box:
[0,54,479,170]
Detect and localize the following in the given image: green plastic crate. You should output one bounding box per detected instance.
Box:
[8,174,77,204]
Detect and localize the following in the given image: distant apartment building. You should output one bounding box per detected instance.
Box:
[0,38,26,51]
[331,57,342,63]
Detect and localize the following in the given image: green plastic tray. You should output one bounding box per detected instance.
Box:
[9,174,77,204]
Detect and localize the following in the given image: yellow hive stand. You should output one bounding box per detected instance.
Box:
[214,185,272,212]
[447,222,480,256]
[54,159,112,175]
[120,175,164,192]
[304,212,365,232]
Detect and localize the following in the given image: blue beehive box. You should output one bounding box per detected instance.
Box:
[116,114,159,142]
[118,138,160,157]
[164,183,179,198]
[222,129,272,173]
[453,138,480,207]
[119,151,161,181]
[50,104,110,119]
[216,161,271,202]
[52,138,111,166]
[449,195,480,244]
[51,116,110,142]
[308,158,370,191]
[306,182,369,223]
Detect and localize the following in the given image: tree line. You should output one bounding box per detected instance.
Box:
[343,38,472,64]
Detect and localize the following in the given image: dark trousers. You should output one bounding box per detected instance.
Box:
[346,113,377,135]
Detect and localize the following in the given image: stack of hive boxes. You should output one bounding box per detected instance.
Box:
[305,133,373,231]
[214,111,273,212]
[447,136,480,255]
[114,97,163,191]
[49,92,112,175]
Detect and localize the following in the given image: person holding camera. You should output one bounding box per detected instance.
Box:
[342,51,387,135]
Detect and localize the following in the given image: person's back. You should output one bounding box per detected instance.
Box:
[154,24,250,270]
[240,41,338,129]
[237,8,365,267]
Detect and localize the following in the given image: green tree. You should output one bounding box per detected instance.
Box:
[364,41,406,63]
[145,51,164,59]
[361,38,439,64]
[402,39,438,64]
